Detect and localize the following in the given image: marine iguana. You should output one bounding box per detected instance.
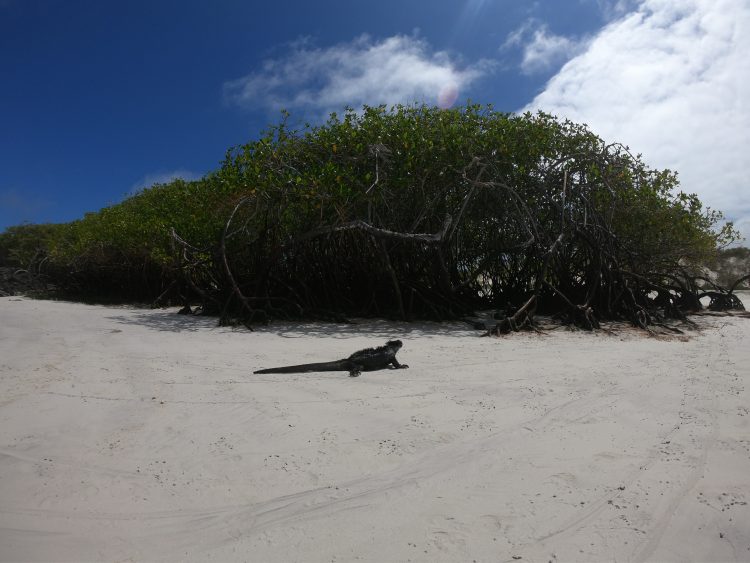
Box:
[253,340,408,377]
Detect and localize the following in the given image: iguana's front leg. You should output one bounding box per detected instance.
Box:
[391,359,408,369]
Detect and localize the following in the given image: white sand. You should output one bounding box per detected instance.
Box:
[1,296,748,563]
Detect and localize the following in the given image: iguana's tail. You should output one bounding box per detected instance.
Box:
[253,360,349,374]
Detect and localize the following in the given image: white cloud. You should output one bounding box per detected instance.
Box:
[224,34,493,115]
[503,21,587,74]
[524,0,750,243]
[129,169,199,195]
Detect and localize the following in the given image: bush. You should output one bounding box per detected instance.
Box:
[1,104,739,323]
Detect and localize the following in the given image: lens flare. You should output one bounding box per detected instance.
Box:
[437,83,459,109]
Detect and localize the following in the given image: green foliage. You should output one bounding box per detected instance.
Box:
[0,104,737,316]
[0,222,64,268]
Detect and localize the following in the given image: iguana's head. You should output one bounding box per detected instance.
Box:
[386,340,403,350]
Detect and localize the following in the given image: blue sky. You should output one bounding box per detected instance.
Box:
[2,0,748,240]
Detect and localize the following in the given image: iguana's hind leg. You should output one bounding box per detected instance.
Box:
[349,364,363,377]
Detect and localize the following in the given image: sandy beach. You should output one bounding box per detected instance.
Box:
[0,296,748,562]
